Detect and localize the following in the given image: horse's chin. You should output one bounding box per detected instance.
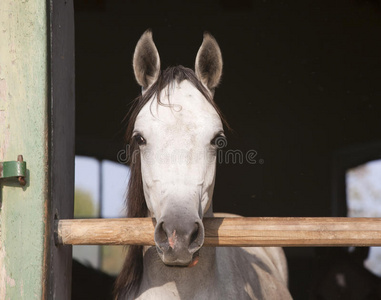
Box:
[156,247,200,268]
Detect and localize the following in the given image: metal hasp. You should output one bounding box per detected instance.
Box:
[0,155,27,186]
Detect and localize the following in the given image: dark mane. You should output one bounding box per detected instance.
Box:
[114,65,228,298]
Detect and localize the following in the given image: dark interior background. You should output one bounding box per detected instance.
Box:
[74,0,381,298]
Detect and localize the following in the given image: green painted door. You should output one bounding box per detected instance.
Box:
[0,0,74,299]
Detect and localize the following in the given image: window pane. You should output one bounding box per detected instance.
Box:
[100,160,130,275]
[101,245,126,275]
[74,156,100,218]
[73,156,101,268]
[73,156,130,273]
[101,160,130,218]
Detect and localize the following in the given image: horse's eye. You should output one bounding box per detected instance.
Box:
[134,134,146,146]
[211,134,227,148]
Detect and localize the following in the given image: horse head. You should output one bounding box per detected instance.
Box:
[131,30,224,267]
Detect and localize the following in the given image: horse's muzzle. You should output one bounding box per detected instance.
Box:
[154,217,204,266]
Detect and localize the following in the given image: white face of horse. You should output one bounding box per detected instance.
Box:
[132,31,224,267]
[134,82,223,219]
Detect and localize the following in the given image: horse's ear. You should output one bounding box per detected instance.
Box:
[195,33,223,90]
[133,30,160,90]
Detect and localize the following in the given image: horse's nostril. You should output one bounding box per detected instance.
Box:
[155,221,169,250]
[190,222,200,245]
[161,222,168,238]
[189,221,204,252]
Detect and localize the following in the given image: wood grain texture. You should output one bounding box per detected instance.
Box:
[58,217,381,247]
[0,0,49,299]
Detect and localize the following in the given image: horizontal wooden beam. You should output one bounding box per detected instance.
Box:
[56,217,381,247]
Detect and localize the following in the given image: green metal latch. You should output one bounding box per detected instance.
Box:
[0,155,27,186]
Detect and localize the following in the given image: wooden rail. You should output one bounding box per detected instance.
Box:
[56,217,381,247]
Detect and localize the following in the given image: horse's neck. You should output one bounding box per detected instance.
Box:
[204,204,214,217]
